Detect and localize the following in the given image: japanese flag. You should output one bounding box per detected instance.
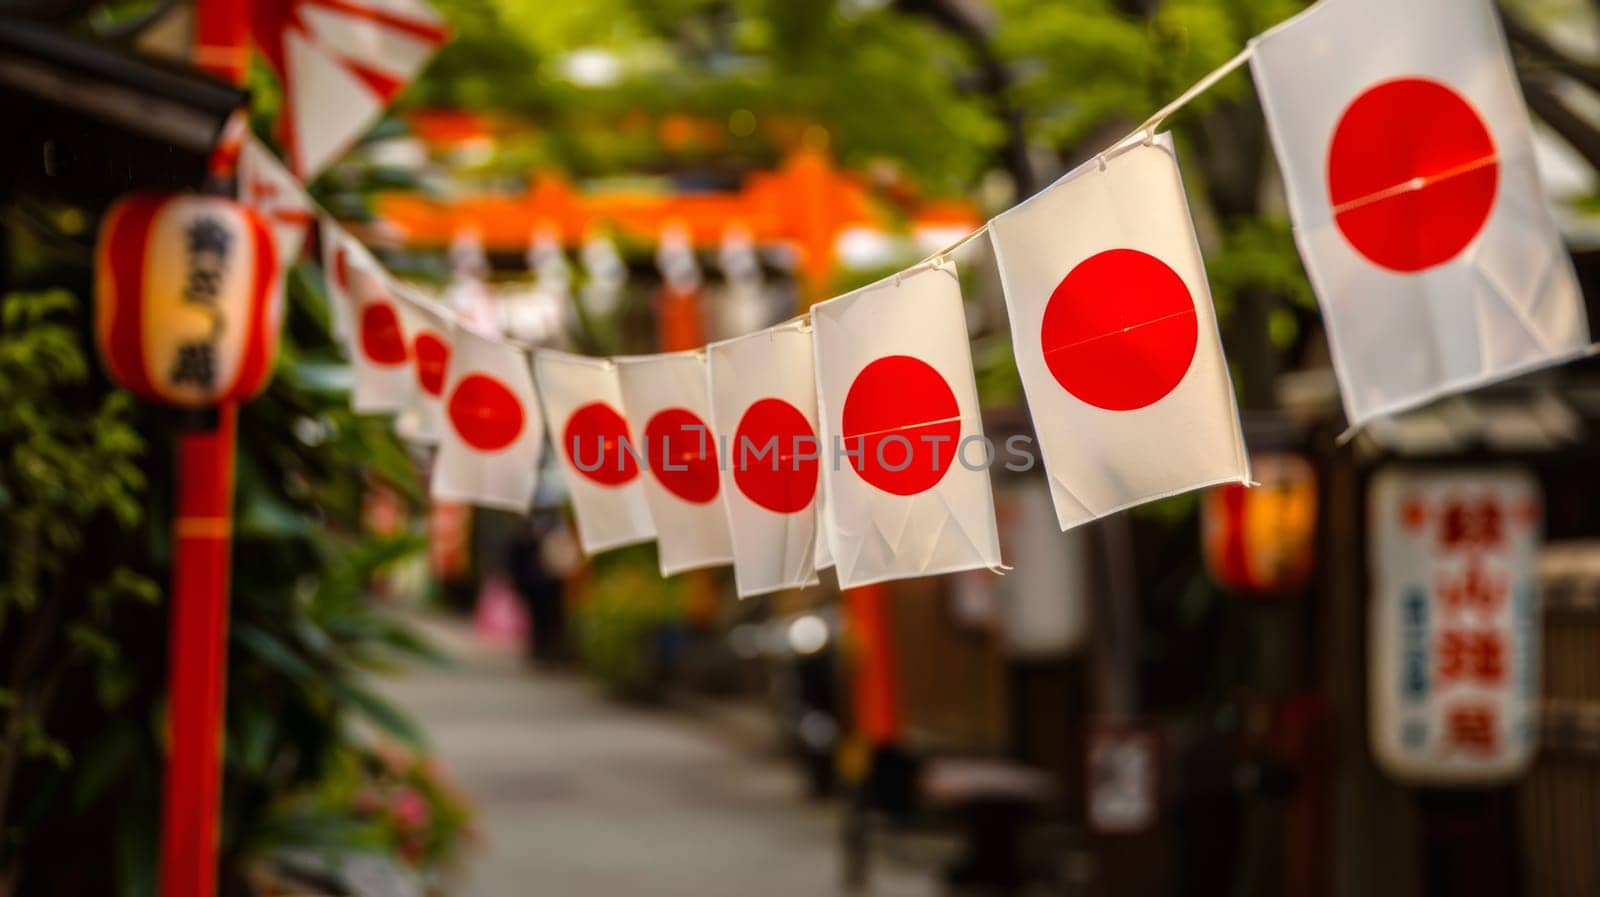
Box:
[533,350,655,555]
[431,328,543,514]
[326,230,415,414]
[616,352,733,576]
[706,322,823,597]
[988,136,1250,530]
[251,0,450,179]
[811,262,1002,588]
[1251,0,1591,427]
[393,292,453,444]
[239,137,312,272]
[319,217,361,345]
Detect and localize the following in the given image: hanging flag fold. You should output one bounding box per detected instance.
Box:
[988,135,1250,530]
[394,290,453,444]
[432,328,543,513]
[321,226,415,413]
[534,350,656,555]
[616,352,734,576]
[707,321,824,597]
[318,215,359,343]
[1250,0,1590,428]
[239,136,313,273]
[810,262,1002,589]
[251,0,450,180]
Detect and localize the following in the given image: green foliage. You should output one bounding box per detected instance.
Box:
[0,290,148,621]
[413,0,1001,190]
[571,545,688,699]
[264,741,476,879]
[0,209,465,892]
[219,257,452,879]
[1204,217,1314,317]
[0,287,155,870]
[995,0,1304,144]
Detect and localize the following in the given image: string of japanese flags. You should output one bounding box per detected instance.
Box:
[244,0,1593,597]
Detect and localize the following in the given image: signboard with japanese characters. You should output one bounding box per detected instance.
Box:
[1086,724,1161,834]
[1369,469,1541,785]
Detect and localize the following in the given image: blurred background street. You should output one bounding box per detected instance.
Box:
[6,1,1600,896]
[383,614,931,897]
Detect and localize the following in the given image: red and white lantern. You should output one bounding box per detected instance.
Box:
[1202,454,1317,598]
[95,193,281,407]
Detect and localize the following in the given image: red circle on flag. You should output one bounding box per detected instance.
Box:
[413,330,450,396]
[1041,248,1198,411]
[841,355,961,496]
[644,407,720,504]
[563,402,639,487]
[1327,78,1498,273]
[734,398,818,514]
[359,303,408,365]
[447,374,524,452]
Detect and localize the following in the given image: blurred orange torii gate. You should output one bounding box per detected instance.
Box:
[373,148,979,302]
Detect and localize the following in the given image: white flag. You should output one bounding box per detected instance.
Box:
[432,328,543,513]
[616,352,733,576]
[810,262,1002,588]
[319,217,361,345]
[534,350,655,555]
[1251,0,1590,427]
[706,321,823,597]
[251,0,450,180]
[988,136,1250,530]
[394,292,453,444]
[326,230,415,414]
[239,137,312,272]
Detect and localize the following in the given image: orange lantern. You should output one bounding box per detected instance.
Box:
[1202,453,1317,597]
[95,193,280,407]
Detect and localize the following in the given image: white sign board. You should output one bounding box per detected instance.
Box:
[1087,726,1160,834]
[1369,468,1541,785]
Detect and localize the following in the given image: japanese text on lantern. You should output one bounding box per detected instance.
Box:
[170,216,233,389]
[1371,470,1540,784]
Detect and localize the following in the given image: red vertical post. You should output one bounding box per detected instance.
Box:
[844,584,902,746]
[160,405,240,897]
[193,0,249,82]
[163,3,247,894]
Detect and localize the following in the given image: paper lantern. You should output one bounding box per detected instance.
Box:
[1202,453,1317,597]
[95,193,281,407]
[1369,468,1541,785]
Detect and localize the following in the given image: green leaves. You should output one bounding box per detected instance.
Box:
[0,290,148,614]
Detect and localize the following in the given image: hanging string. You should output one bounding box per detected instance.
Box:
[298,42,1259,363]
[1102,45,1256,166]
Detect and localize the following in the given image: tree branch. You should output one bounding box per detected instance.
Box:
[893,0,1036,195]
[1502,5,1600,95]
[1520,73,1600,173]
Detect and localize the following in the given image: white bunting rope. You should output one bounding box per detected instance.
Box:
[1110,46,1255,161]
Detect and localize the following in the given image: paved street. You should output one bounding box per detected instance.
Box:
[379,618,934,897]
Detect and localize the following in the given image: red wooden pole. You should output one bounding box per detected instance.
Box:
[844,584,902,746]
[160,405,239,897]
[161,3,247,893]
[193,0,249,83]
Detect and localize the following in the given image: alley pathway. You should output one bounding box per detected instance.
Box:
[378,617,933,897]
